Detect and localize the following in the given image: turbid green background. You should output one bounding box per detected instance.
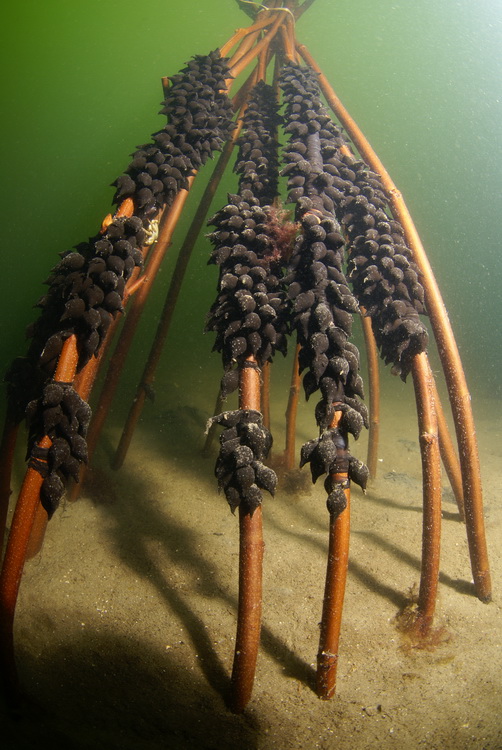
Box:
[1,0,501,411]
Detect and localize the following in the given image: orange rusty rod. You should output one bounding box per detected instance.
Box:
[225,10,277,73]
[284,342,301,470]
[360,310,380,479]
[297,42,491,603]
[316,409,350,700]
[254,15,280,88]
[411,352,442,631]
[279,15,297,63]
[255,42,270,83]
[228,12,284,81]
[230,63,262,111]
[220,12,277,59]
[228,29,262,74]
[261,362,271,431]
[0,334,78,700]
[24,500,49,560]
[231,505,264,713]
[430,374,465,520]
[0,452,48,700]
[230,355,264,713]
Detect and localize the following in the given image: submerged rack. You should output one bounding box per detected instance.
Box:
[0,0,490,714]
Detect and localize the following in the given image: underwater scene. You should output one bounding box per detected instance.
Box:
[0,1,501,748]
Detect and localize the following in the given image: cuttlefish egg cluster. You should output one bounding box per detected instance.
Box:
[207,409,276,514]
[280,62,428,380]
[280,66,369,439]
[26,380,92,516]
[114,50,235,219]
[206,81,289,397]
[300,426,369,516]
[37,216,145,371]
[206,194,290,395]
[6,215,146,424]
[233,80,282,208]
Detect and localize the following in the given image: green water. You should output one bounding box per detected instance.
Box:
[1,0,501,400]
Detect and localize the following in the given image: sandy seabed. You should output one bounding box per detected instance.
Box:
[1,373,501,750]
